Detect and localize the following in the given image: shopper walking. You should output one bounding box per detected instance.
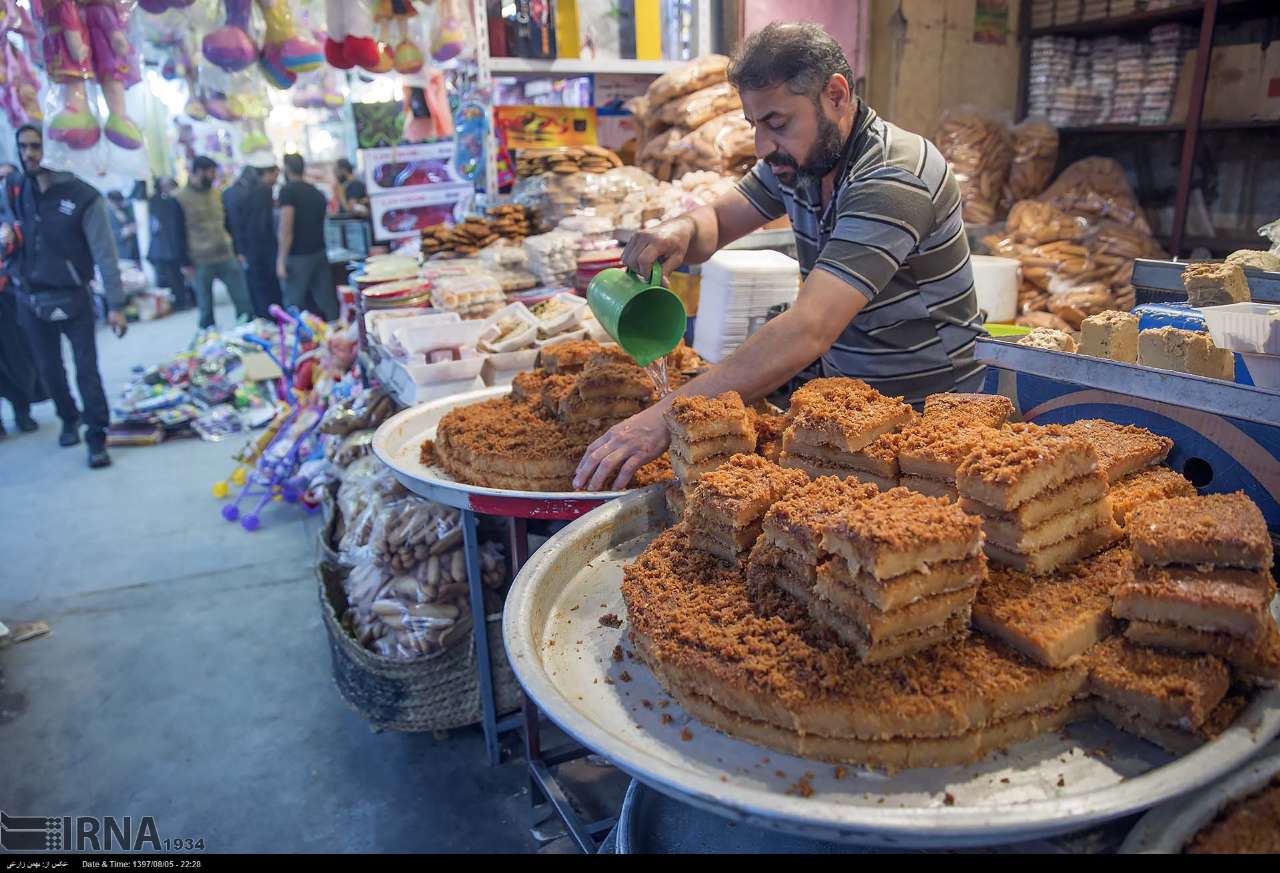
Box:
[0,162,46,439]
[147,178,195,311]
[277,153,338,320]
[175,156,253,329]
[0,125,127,468]
[224,159,281,318]
[105,191,140,262]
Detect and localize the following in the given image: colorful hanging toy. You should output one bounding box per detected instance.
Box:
[372,0,423,75]
[202,0,257,72]
[258,0,324,89]
[323,0,378,71]
[37,0,145,150]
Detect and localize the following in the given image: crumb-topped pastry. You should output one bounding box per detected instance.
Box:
[1127,492,1273,570]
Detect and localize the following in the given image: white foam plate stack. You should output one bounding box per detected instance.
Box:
[693,250,800,363]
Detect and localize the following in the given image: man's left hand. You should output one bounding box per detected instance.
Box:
[573,404,669,491]
[108,310,128,338]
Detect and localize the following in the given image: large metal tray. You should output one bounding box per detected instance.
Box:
[371,386,629,520]
[1121,740,1280,853]
[504,488,1280,848]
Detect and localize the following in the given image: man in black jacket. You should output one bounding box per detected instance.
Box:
[223,160,281,318]
[147,177,195,311]
[0,124,127,469]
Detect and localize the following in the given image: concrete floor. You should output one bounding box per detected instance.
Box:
[0,297,600,852]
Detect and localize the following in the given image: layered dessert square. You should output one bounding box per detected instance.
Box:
[1018,327,1077,353]
[1187,778,1280,854]
[922,392,1015,428]
[1127,492,1273,570]
[665,392,758,485]
[1108,466,1197,527]
[955,427,1098,512]
[539,339,606,374]
[779,430,905,492]
[783,378,914,454]
[1112,565,1277,642]
[1061,419,1172,483]
[1138,326,1235,380]
[973,547,1132,667]
[1125,620,1280,687]
[898,424,998,501]
[1182,261,1251,308]
[1085,636,1230,732]
[685,454,808,563]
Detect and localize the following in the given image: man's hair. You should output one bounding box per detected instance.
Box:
[283,153,305,176]
[15,123,42,146]
[727,22,853,102]
[192,155,218,173]
[336,158,353,174]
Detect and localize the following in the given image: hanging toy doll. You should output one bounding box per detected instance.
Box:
[372,0,422,75]
[80,0,145,149]
[424,0,466,62]
[137,0,195,13]
[323,0,378,71]
[257,0,323,89]
[3,40,43,126]
[37,0,100,148]
[203,0,257,72]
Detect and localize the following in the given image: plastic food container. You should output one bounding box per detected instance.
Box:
[1239,352,1280,388]
[1198,302,1280,354]
[970,255,1020,323]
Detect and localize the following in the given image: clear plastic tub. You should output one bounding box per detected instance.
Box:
[1198,302,1280,354]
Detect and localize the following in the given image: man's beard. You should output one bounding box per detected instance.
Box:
[765,109,845,187]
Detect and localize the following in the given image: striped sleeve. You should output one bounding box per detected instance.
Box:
[813,167,936,302]
[734,160,787,221]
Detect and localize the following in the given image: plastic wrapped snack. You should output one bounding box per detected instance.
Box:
[524,230,581,286]
[430,273,505,317]
[645,54,730,110]
[321,389,397,436]
[1006,200,1086,244]
[674,112,755,176]
[657,82,742,131]
[478,302,539,353]
[1001,119,1059,210]
[530,292,589,338]
[935,111,1013,225]
[1038,157,1152,235]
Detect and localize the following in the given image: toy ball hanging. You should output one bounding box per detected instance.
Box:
[281,36,325,73]
[393,40,424,74]
[203,27,258,72]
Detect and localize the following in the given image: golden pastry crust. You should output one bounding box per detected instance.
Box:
[819,554,987,612]
[1125,621,1280,687]
[1127,492,1273,570]
[686,454,809,529]
[539,339,606,373]
[899,475,959,501]
[1061,419,1172,483]
[778,453,898,493]
[973,547,1131,667]
[1108,466,1197,526]
[665,392,754,443]
[813,575,978,645]
[961,472,1109,528]
[573,360,656,401]
[897,424,990,480]
[983,518,1122,575]
[1093,691,1249,756]
[981,498,1115,553]
[784,379,914,453]
[761,477,880,561]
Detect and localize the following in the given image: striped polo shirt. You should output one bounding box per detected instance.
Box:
[736,101,986,405]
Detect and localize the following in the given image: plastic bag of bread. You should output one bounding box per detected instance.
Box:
[658,82,742,131]
[646,54,730,109]
[674,112,755,174]
[1006,200,1086,244]
[1047,280,1114,330]
[1038,157,1153,235]
[1001,119,1059,210]
[935,110,1013,225]
[1016,311,1073,332]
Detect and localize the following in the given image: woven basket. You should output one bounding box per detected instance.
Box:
[318,561,523,732]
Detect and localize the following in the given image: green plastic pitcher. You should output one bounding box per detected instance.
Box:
[586,263,687,367]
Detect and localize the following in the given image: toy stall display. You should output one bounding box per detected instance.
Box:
[322,0,378,71]
[1,0,43,127]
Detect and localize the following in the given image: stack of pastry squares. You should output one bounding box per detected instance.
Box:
[811,488,988,662]
[1108,465,1197,527]
[974,546,1132,667]
[1115,492,1280,686]
[663,392,758,486]
[923,393,1016,429]
[556,359,654,427]
[1084,636,1241,754]
[684,454,807,565]
[1060,419,1189,527]
[778,378,915,490]
[539,339,607,374]
[956,424,1121,574]
[747,476,880,604]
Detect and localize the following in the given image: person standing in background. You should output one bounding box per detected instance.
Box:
[0,125,127,469]
[224,158,281,318]
[105,191,140,262]
[147,178,195,311]
[175,156,253,329]
[0,162,45,439]
[276,153,337,319]
[334,158,367,215]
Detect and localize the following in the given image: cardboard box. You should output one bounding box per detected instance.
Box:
[1171,44,1269,123]
[368,184,473,242]
[362,142,463,194]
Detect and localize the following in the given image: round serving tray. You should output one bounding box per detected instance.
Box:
[503,488,1280,848]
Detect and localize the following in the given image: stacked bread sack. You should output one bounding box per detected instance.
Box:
[935,110,1014,225]
[335,459,506,660]
[628,55,754,182]
[1000,119,1059,213]
[984,157,1165,330]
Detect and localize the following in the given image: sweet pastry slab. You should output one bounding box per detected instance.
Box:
[922,392,1015,428]
[981,498,1116,554]
[760,476,880,561]
[1112,565,1277,641]
[669,431,758,464]
[1125,620,1280,687]
[983,518,1122,575]
[1127,492,1273,570]
[960,472,1109,529]
[1083,636,1230,729]
[899,475,958,500]
[669,451,735,484]
[808,602,973,663]
[1060,419,1172,483]
[813,576,978,643]
[1108,466,1197,526]
[785,380,914,454]
[686,454,809,530]
[1186,777,1280,854]
[955,427,1099,511]
[778,453,897,491]
[664,392,756,444]
[818,554,987,612]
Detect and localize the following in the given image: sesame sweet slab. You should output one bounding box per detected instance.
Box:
[1112,566,1277,641]
[955,428,1099,512]
[1127,493,1273,570]
[1061,419,1172,483]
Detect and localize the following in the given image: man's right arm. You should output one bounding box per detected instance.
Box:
[620,188,769,279]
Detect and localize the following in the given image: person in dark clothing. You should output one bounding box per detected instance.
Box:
[334,158,368,215]
[147,177,195,311]
[0,162,45,438]
[0,125,128,468]
[105,191,141,262]
[277,153,337,319]
[224,160,281,318]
